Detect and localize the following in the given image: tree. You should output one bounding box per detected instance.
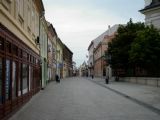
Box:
[107,19,160,77]
[129,25,160,76]
[108,19,145,69]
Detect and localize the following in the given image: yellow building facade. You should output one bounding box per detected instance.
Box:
[0,0,44,119]
[0,0,41,53]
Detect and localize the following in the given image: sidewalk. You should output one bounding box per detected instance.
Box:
[89,77,160,110]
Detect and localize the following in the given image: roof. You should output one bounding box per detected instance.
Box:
[57,38,64,46]
[35,0,45,15]
[93,24,120,48]
[88,41,94,50]
[140,1,160,12]
[47,21,58,37]
[63,43,73,55]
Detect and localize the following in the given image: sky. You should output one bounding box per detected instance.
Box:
[43,0,145,67]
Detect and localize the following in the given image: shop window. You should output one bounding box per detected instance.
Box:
[18,63,22,96]
[32,57,34,64]
[12,61,17,99]
[22,64,28,94]
[12,45,18,56]
[0,58,3,103]
[23,51,27,60]
[29,66,33,91]
[27,54,29,61]
[30,55,32,62]
[6,41,11,53]
[19,49,22,58]
[36,59,38,64]
[5,59,11,100]
[0,37,4,51]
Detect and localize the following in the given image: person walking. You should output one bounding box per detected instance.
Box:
[56,74,60,83]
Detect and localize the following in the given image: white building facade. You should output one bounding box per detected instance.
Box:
[140,0,160,28]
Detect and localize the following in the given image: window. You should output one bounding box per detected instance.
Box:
[6,41,11,53]
[17,0,24,18]
[22,64,28,94]
[27,5,31,29]
[12,61,17,99]
[27,54,29,61]
[31,6,35,34]
[0,58,3,103]
[19,49,22,58]
[0,37,4,51]
[23,51,27,59]
[18,63,22,96]
[12,44,18,56]
[29,66,33,91]
[5,59,11,100]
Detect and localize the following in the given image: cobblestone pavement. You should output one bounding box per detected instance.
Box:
[9,77,160,120]
[90,77,160,110]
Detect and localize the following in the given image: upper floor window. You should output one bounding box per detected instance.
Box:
[16,0,24,27]
[17,0,24,18]
[1,0,12,11]
[31,6,35,35]
[27,5,31,32]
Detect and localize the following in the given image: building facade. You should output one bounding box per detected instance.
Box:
[47,22,57,82]
[63,44,73,78]
[40,16,48,89]
[79,61,88,77]
[0,0,43,119]
[93,25,119,78]
[72,61,77,76]
[88,41,94,77]
[140,0,160,28]
[56,38,63,78]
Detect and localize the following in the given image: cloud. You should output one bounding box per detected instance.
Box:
[43,0,144,66]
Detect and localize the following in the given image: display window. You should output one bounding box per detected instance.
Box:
[0,36,4,51]
[6,41,11,53]
[22,64,28,94]
[0,58,3,103]
[12,61,17,99]
[5,59,11,101]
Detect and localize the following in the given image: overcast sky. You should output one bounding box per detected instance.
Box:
[43,0,145,67]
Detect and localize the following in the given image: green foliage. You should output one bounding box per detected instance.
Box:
[107,19,160,77]
[129,25,160,68]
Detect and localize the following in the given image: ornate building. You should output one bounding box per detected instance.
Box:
[47,22,57,82]
[88,41,94,77]
[140,0,160,28]
[63,44,73,78]
[0,0,43,119]
[93,25,119,78]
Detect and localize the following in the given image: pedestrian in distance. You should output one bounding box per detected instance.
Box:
[105,75,109,84]
[91,74,94,79]
[56,74,60,83]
